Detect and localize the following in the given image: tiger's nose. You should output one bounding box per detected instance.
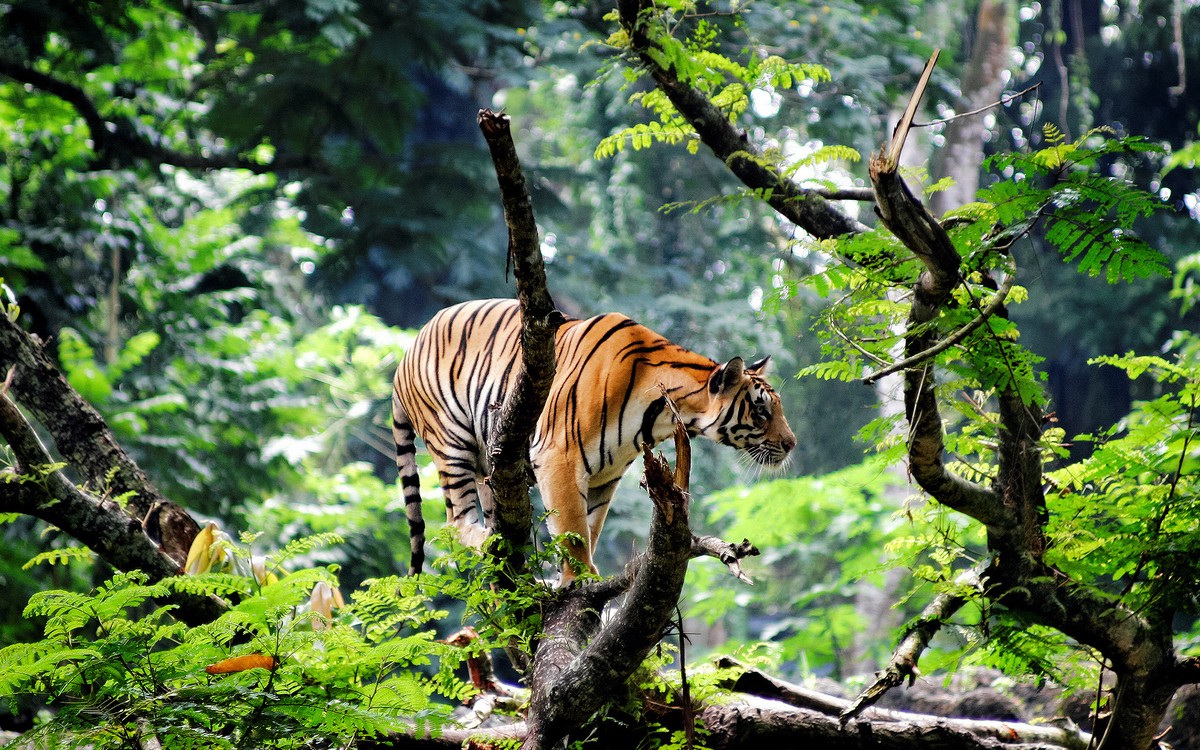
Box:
[782,434,796,453]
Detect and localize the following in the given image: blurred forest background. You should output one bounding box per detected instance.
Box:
[1,0,1199,709]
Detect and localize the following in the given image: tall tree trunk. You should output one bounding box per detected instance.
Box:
[930,0,1013,217]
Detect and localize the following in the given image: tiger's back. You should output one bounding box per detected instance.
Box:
[392,298,795,579]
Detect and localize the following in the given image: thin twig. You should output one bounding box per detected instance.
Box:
[912,83,1041,129]
[862,263,1016,384]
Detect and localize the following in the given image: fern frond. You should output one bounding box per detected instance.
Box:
[22,546,94,570]
[272,532,345,566]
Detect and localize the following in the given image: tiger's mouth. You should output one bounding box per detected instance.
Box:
[744,441,791,468]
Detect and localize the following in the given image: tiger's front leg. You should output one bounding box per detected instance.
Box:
[535,456,594,584]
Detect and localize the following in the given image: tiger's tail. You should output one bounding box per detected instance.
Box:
[392,395,425,575]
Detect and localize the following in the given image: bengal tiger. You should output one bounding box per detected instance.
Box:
[392,298,796,581]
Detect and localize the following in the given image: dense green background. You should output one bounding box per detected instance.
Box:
[1,0,1198,710]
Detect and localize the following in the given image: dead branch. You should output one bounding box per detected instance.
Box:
[915,83,1040,130]
[887,50,940,166]
[717,659,1090,749]
[700,695,1089,750]
[477,108,564,579]
[521,433,695,750]
[690,535,758,584]
[842,565,985,722]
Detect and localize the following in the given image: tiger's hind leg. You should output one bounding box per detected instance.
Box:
[585,479,621,553]
[537,456,594,584]
[429,440,492,551]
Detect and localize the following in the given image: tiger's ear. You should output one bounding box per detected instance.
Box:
[747,355,771,374]
[709,357,745,395]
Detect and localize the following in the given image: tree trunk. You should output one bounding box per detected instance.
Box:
[930,0,1013,217]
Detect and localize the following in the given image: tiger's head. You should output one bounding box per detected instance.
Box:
[697,356,796,467]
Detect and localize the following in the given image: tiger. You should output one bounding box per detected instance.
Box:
[391,298,796,581]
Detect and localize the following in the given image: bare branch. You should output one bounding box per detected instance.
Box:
[701,695,1090,750]
[690,535,758,584]
[476,109,564,577]
[887,50,940,165]
[842,564,985,722]
[717,659,1090,749]
[914,84,1041,130]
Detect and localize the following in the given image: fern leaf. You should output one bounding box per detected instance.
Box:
[22,547,94,570]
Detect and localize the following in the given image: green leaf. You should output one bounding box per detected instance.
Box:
[57,328,112,404]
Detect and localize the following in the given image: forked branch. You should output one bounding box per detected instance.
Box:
[522,426,696,749]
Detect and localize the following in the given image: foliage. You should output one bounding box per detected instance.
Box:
[979,127,1170,283]
[685,462,912,677]
[595,5,832,170]
[2,0,1200,745]
[801,128,1170,416]
[1045,343,1200,615]
[0,531,545,749]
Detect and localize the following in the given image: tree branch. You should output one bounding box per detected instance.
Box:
[842,564,985,722]
[0,60,315,174]
[862,261,1016,384]
[0,389,223,624]
[476,108,564,580]
[867,155,1004,527]
[700,695,1090,750]
[0,316,171,522]
[615,0,866,240]
[522,434,695,749]
[690,535,759,584]
[717,659,1089,748]
[867,62,1182,750]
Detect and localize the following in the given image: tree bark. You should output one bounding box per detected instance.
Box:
[930,0,1014,217]
[522,439,695,749]
[700,697,1086,750]
[0,322,223,624]
[0,316,171,521]
[476,108,563,580]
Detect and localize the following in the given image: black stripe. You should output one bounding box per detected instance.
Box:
[638,397,666,448]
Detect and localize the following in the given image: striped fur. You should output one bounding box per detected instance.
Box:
[392,298,796,579]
